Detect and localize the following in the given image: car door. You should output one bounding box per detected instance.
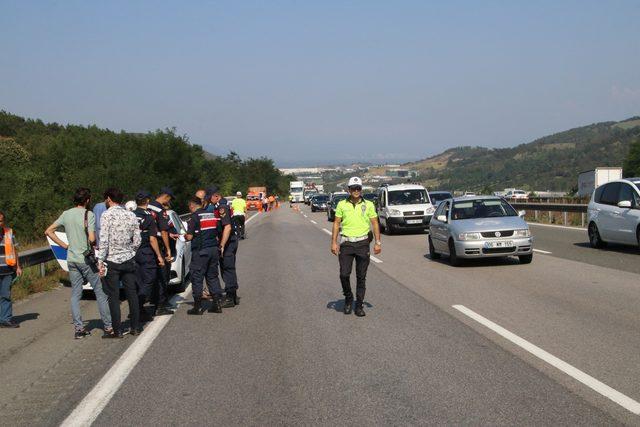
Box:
[612,183,640,244]
[431,201,450,252]
[379,190,388,226]
[597,182,621,242]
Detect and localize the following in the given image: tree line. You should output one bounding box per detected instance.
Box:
[0,111,294,242]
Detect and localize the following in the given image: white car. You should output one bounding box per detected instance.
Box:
[376,183,435,234]
[587,178,640,248]
[504,189,529,200]
[47,209,191,292]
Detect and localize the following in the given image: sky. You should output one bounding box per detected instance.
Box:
[1,1,639,167]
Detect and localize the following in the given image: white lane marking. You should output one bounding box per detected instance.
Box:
[62,285,193,426]
[303,214,308,218]
[370,255,383,263]
[310,220,317,224]
[528,222,586,231]
[322,229,332,236]
[533,248,552,254]
[245,213,259,224]
[452,304,640,415]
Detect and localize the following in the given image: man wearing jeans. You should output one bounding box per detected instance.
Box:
[45,188,112,339]
[97,188,142,337]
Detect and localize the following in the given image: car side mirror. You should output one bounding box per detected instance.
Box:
[518,210,526,217]
[617,200,632,209]
[436,215,447,223]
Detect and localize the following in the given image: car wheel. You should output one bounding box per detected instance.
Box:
[379,219,386,233]
[428,236,440,259]
[518,253,533,264]
[588,222,606,248]
[448,239,461,266]
[637,227,640,249]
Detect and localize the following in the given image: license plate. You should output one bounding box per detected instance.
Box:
[406,219,422,224]
[485,241,514,248]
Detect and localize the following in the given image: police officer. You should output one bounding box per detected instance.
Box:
[330,177,381,317]
[231,191,247,239]
[147,187,175,316]
[185,190,231,314]
[133,190,165,322]
[209,188,240,307]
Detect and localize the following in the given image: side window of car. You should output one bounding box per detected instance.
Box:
[434,202,445,218]
[618,183,636,206]
[381,191,386,208]
[600,182,621,206]
[442,202,450,219]
[593,185,605,203]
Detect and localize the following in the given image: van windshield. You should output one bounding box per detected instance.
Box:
[290,187,303,192]
[388,189,428,206]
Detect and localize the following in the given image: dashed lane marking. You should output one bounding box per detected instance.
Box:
[369,255,383,263]
[322,229,332,236]
[453,304,640,415]
[533,248,552,254]
[310,220,317,224]
[61,285,193,426]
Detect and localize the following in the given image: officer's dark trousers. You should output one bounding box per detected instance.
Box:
[152,259,170,307]
[338,240,370,303]
[135,249,157,308]
[232,215,245,238]
[190,248,223,299]
[105,259,139,332]
[220,237,239,292]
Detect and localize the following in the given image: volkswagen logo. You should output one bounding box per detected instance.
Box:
[495,231,501,237]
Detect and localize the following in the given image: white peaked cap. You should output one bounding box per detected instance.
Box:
[347,176,363,187]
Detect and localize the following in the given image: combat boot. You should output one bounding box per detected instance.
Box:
[187,298,203,315]
[208,296,223,313]
[343,298,353,315]
[354,302,365,317]
[223,291,239,308]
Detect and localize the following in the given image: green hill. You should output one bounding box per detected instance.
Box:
[409,117,640,192]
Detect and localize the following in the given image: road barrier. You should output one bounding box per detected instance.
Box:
[511,202,588,227]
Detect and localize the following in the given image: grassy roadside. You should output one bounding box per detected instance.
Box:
[11,261,66,301]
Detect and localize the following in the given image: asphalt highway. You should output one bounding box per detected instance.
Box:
[3,206,639,425]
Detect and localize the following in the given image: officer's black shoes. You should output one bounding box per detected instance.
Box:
[187,299,203,315]
[354,303,366,317]
[102,330,124,339]
[129,327,144,336]
[155,305,175,316]
[208,298,223,313]
[223,291,239,308]
[343,298,353,315]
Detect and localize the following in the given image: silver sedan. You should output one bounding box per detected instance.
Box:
[428,196,533,266]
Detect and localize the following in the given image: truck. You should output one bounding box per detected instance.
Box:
[578,167,623,198]
[247,186,267,210]
[289,181,305,203]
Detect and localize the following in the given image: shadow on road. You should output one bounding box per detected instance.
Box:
[422,253,522,268]
[12,312,39,325]
[573,242,640,255]
[326,300,373,312]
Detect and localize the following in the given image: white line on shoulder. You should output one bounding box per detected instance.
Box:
[370,255,383,263]
[452,304,640,415]
[533,248,552,254]
[322,229,332,235]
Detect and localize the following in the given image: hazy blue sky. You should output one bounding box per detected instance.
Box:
[2,1,639,166]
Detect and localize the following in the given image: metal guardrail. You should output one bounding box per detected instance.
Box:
[510,202,588,213]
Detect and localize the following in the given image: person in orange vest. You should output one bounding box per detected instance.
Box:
[0,210,22,328]
[268,195,275,211]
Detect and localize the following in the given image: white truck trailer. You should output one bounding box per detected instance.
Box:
[289,181,305,203]
[578,167,623,197]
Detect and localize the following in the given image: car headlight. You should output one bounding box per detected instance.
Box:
[513,229,530,237]
[388,209,403,216]
[458,232,482,240]
[426,206,435,215]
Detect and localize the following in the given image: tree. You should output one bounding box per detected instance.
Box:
[623,136,640,177]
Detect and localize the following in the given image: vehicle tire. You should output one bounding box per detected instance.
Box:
[311,207,315,212]
[518,253,533,264]
[637,227,640,250]
[384,223,394,235]
[429,236,440,259]
[448,239,461,266]
[379,219,386,233]
[588,222,606,249]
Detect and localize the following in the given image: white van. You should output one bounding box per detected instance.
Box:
[376,184,435,234]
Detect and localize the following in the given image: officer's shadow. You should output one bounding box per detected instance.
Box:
[326,299,373,312]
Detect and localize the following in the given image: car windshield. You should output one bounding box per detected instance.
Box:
[429,192,452,203]
[291,187,303,192]
[168,211,186,234]
[247,195,260,201]
[451,199,518,220]
[332,195,348,205]
[314,195,329,202]
[388,189,428,205]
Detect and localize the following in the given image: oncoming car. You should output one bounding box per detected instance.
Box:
[587,178,640,249]
[310,194,329,212]
[47,209,191,293]
[428,196,533,266]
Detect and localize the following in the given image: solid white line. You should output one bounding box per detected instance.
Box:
[310,220,317,224]
[452,304,640,415]
[322,228,332,236]
[533,248,552,254]
[370,255,383,263]
[61,285,193,426]
[528,222,586,231]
